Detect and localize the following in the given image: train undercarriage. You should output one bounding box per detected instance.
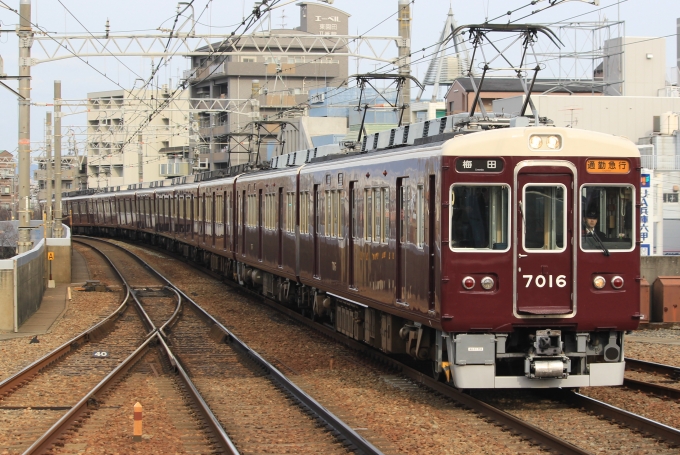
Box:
[76,226,626,389]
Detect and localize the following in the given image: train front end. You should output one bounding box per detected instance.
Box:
[441,127,640,388]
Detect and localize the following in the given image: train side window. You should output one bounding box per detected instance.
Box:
[365,188,373,242]
[400,186,411,244]
[417,184,425,247]
[326,190,332,237]
[450,185,509,251]
[374,188,381,243]
[382,187,390,242]
[523,185,565,251]
[333,190,342,238]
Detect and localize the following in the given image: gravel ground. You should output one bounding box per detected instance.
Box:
[0,290,122,383]
[116,241,547,455]
[626,327,680,367]
[52,351,216,455]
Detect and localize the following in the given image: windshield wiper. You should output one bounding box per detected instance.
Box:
[587,232,610,256]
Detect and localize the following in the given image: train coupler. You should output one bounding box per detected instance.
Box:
[525,355,570,379]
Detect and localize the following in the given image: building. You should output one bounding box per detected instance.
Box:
[187,2,351,169]
[0,151,16,221]
[445,78,602,116]
[85,87,190,188]
[35,155,87,201]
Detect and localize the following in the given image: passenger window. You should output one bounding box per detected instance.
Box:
[450,185,509,251]
[374,188,381,243]
[382,188,390,242]
[365,189,372,242]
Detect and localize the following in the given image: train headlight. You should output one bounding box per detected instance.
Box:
[481,276,495,290]
[529,135,543,149]
[611,276,624,289]
[593,276,606,289]
[462,276,475,290]
[547,135,561,150]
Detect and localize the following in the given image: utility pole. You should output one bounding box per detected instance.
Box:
[45,112,53,237]
[53,81,63,238]
[16,0,33,253]
[397,0,412,124]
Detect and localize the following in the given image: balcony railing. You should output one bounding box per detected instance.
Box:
[160,162,192,177]
[641,155,680,170]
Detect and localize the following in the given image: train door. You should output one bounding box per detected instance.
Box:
[240,190,246,256]
[313,184,320,278]
[428,174,436,312]
[258,189,263,261]
[278,187,283,267]
[516,167,575,315]
[348,181,357,288]
[396,177,409,302]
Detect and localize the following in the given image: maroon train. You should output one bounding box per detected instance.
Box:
[65,124,641,388]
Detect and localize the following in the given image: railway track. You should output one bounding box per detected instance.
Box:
[104,236,680,455]
[0,257,147,454]
[623,358,680,399]
[75,236,382,455]
[0,241,234,454]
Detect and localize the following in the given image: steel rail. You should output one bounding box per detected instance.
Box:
[623,357,680,399]
[565,391,680,445]
[155,334,240,455]
[74,238,157,334]
[0,251,131,398]
[83,236,384,455]
[625,358,680,378]
[73,237,239,455]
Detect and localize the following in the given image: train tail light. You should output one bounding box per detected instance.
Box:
[593,276,606,289]
[481,276,495,290]
[462,276,475,290]
[611,276,624,289]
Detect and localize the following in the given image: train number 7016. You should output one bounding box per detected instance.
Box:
[522,275,567,288]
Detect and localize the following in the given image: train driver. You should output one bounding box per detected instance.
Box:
[582,208,607,244]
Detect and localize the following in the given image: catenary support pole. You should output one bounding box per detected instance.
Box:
[45,112,53,238]
[16,0,33,253]
[53,81,63,238]
[397,0,411,124]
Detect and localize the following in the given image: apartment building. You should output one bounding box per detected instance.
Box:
[187,1,350,169]
[0,151,16,220]
[86,87,190,188]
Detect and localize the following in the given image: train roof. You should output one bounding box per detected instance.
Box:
[441,126,640,158]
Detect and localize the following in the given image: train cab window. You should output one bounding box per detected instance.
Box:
[523,185,565,251]
[450,185,509,251]
[581,185,634,252]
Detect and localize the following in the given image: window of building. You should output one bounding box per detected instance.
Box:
[664,193,679,203]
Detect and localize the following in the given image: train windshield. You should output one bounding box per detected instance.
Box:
[581,185,635,251]
[450,185,509,251]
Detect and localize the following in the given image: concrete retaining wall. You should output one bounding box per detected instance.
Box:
[0,225,71,332]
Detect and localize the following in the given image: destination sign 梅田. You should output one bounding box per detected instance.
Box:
[456,158,504,173]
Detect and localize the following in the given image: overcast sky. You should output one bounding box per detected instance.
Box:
[0,0,677,157]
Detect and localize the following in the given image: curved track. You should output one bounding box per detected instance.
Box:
[76,236,381,455]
